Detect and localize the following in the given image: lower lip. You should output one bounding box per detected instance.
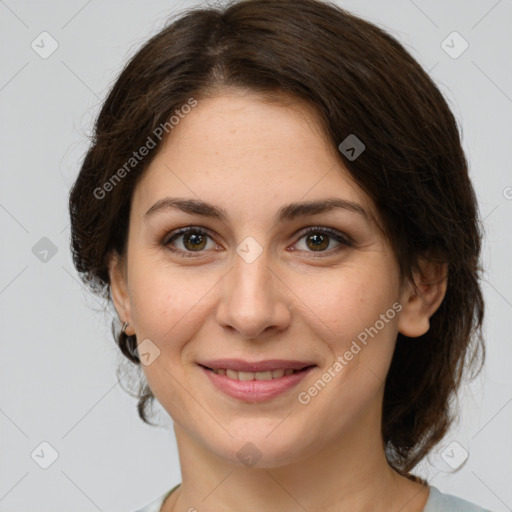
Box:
[200,365,316,402]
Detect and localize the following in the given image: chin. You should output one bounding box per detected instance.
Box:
[213,432,316,469]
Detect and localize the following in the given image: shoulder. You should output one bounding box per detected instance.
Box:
[132,484,494,512]
[424,486,494,512]
[131,493,167,512]
[131,484,180,512]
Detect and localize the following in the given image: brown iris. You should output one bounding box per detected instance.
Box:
[183,231,207,251]
[305,232,330,251]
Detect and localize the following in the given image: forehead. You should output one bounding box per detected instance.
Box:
[132,91,377,223]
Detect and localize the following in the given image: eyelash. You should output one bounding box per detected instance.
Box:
[161,226,352,259]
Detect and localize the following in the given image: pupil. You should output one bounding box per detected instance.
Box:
[185,232,205,250]
[308,233,328,250]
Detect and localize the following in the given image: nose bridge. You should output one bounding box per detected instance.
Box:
[217,239,289,338]
[230,244,274,311]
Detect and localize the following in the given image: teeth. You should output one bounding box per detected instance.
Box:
[226,369,238,380]
[213,368,296,380]
[238,371,254,381]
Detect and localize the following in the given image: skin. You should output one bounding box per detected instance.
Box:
[109,88,447,512]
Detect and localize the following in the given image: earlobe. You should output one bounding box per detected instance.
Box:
[397,260,448,338]
[107,251,133,334]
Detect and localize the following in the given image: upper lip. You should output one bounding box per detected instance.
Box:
[198,359,316,372]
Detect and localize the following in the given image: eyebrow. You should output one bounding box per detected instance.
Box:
[145,197,370,223]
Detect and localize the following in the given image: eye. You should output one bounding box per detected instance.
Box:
[162,225,352,258]
[162,227,218,257]
[292,226,352,256]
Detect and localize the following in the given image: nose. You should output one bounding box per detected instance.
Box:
[216,247,292,340]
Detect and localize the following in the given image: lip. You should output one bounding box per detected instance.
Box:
[198,359,316,372]
[198,362,316,402]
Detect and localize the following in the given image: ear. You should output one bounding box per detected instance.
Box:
[397,259,448,338]
[108,250,135,336]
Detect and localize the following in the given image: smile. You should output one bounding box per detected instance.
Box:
[207,367,299,380]
[198,363,316,402]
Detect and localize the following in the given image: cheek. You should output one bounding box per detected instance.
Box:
[127,251,198,331]
[293,262,397,337]
[292,262,400,389]
[127,259,219,366]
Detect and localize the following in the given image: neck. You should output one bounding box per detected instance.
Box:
[163,399,430,512]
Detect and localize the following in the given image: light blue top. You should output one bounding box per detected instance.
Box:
[132,484,494,511]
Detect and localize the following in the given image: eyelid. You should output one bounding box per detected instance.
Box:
[161,225,352,257]
[162,226,219,255]
[294,225,353,247]
[162,226,215,245]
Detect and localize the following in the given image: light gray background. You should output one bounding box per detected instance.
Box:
[1,0,511,511]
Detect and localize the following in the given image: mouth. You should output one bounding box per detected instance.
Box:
[199,364,315,381]
[197,360,317,402]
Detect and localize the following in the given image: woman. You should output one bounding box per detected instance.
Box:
[68,0,492,510]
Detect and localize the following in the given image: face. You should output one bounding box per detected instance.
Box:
[109,89,435,468]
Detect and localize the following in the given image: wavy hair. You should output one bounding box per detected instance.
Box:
[68,0,485,478]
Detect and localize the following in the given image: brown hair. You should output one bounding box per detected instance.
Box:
[68,0,485,478]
